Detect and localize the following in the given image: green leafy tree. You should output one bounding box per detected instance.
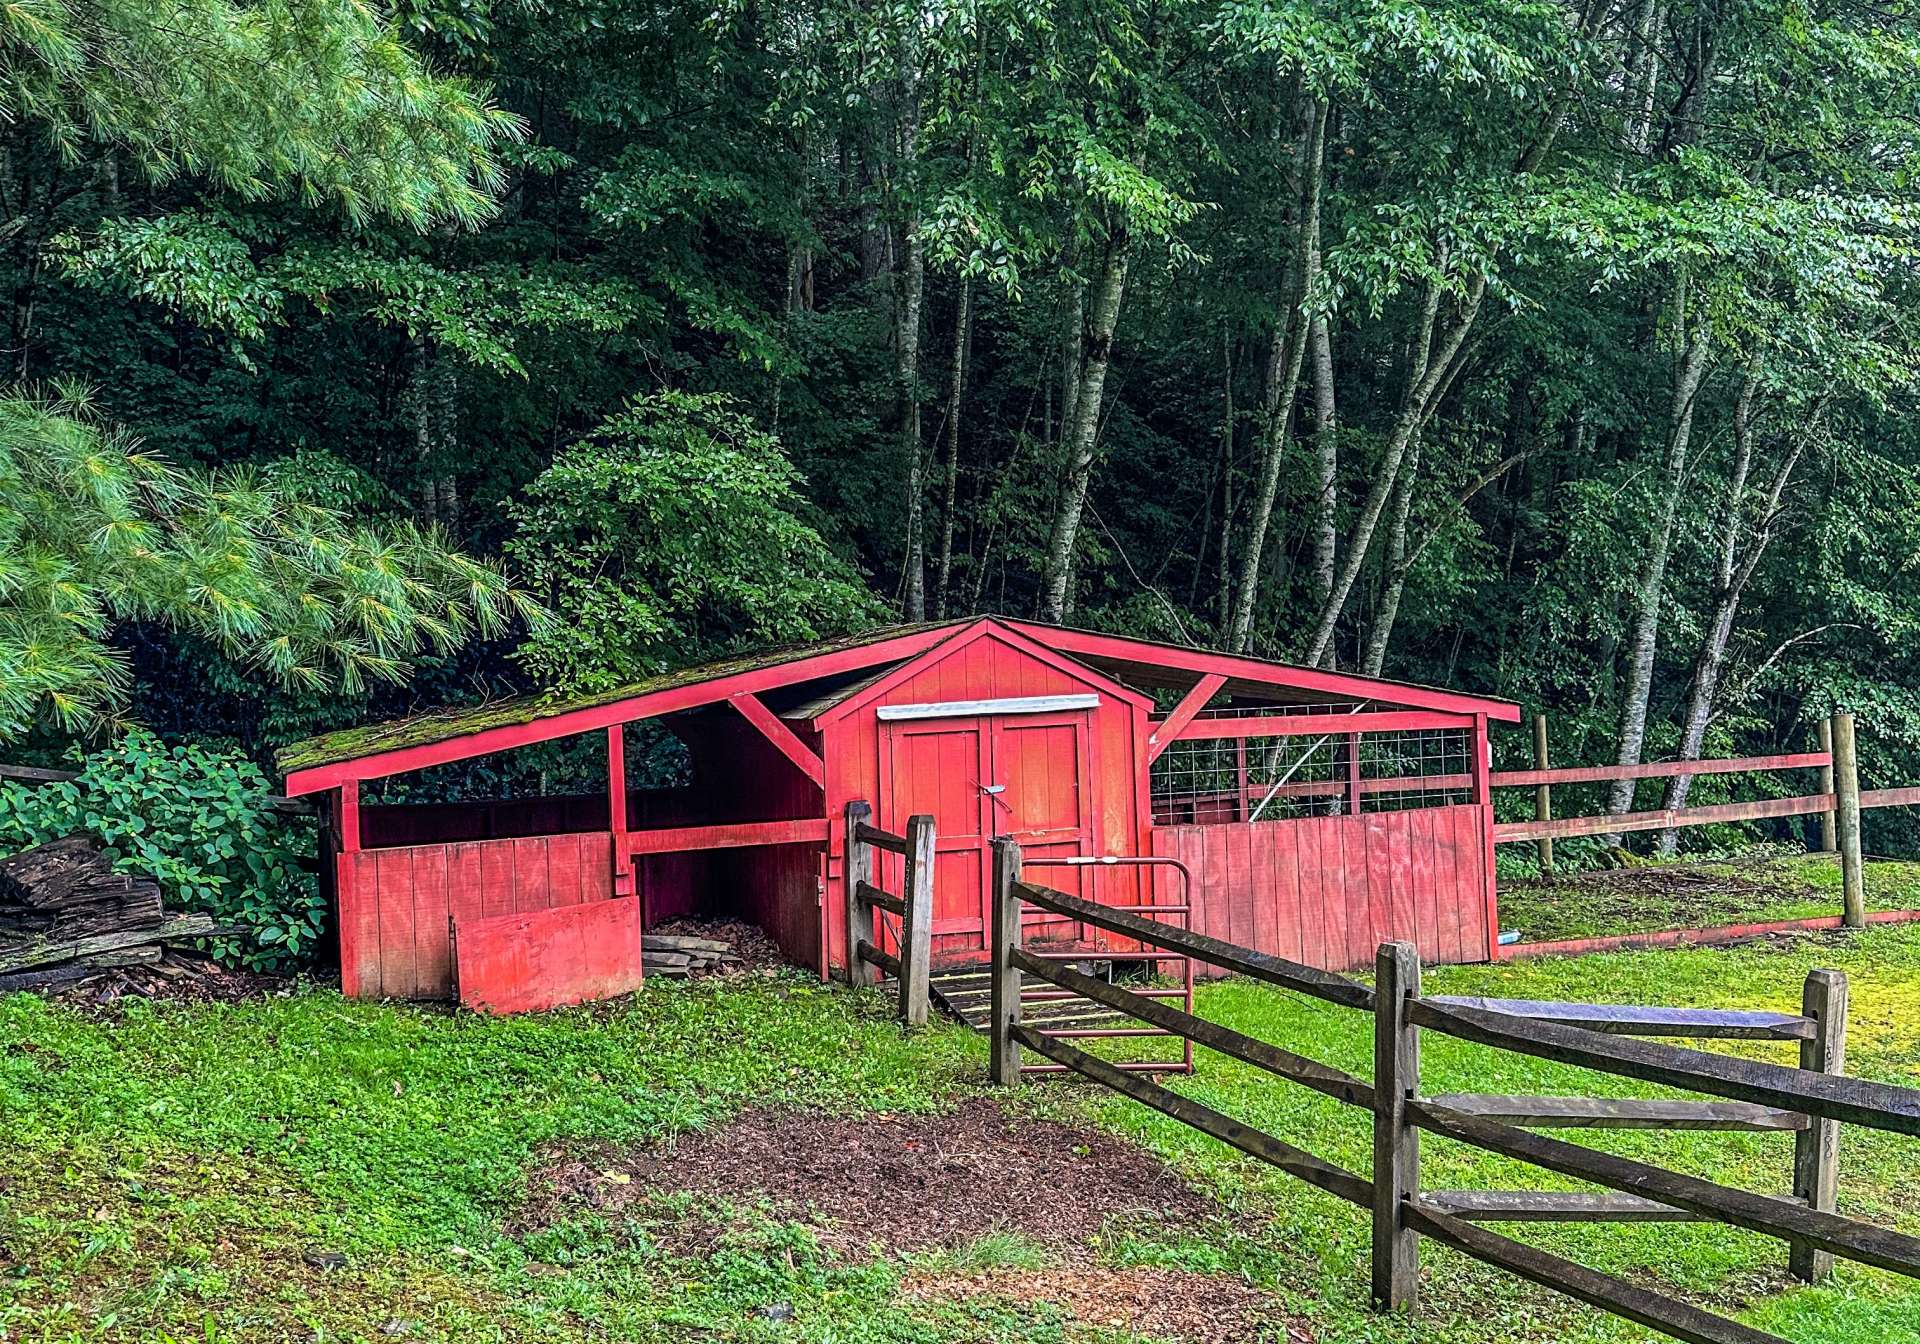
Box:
[508,390,882,692]
[2,0,520,230]
[0,385,539,740]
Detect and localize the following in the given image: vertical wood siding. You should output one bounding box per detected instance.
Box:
[1152,804,1492,973]
[345,831,615,999]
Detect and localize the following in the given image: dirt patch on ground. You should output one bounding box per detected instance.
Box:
[519,1098,1229,1256]
[1509,858,1808,917]
[904,1265,1310,1344]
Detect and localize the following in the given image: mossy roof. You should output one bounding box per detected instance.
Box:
[275,622,963,776]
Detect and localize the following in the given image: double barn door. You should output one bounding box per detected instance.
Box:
[881,709,1094,954]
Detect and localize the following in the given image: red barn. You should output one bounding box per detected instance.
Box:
[278,618,1519,999]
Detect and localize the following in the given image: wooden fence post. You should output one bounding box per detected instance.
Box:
[989,836,1024,1086]
[1832,711,1865,928]
[1790,968,1849,1283]
[844,801,875,988]
[1372,940,1421,1311]
[1817,716,1838,854]
[900,813,936,1026]
[1532,713,1555,876]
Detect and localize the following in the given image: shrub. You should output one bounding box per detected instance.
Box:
[0,730,321,970]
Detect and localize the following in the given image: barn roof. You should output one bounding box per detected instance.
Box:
[278,617,1519,794]
[276,622,956,779]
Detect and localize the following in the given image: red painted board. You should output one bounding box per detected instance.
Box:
[454,896,643,1015]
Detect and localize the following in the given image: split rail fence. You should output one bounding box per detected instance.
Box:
[987,835,1920,1344]
[1496,710,1920,928]
[843,801,934,1025]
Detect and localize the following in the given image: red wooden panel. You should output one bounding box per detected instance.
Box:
[454,896,643,1015]
[547,834,586,908]
[1274,818,1305,963]
[1457,803,1491,958]
[343,852,381,998]
[1409,810,1440,959]
[888,718,990,935]
[1338,816,1372,971]
[1298,818,1327,969]
[513,837,553,911]
[1198,823,1229,945]
[1438,806,1472,964]
[1250,821,1278,962]
[1321,817,1356,971]
[1380,811,1417,948]
[410,844,452,998]
[479,839,517,920]
[1233,821,1259,950]
[447,842,488,961]
[373,846,418,998]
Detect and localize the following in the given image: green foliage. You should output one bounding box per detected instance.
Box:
[0,0,522,229]
[0,385,541,740]
[507,390,882,692]
[56,211,655,375]
[0,728,320,967]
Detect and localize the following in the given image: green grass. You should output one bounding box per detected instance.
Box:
[1495,852,1920,944]
[4,928,1919,1343]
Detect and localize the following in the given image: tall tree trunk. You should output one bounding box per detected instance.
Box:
[932,277,971,619]
[1037,228,1129,623]
[1604,320,1713,823]
[894,37,927,620]
[1659,371,1811,848]
[1360,437,1422,678]
[1302,272,1486,666]
[1227,98,1327,654]
[897,224,927,618]
[1309,310,1337,626]
[1208,326,1236,621]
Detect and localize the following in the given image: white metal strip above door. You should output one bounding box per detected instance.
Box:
[875,693,1100,721]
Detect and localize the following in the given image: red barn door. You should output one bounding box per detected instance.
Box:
[882,709,1096,956]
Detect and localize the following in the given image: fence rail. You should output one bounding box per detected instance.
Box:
[843,801,933,1025]
[1498,709,1912,931]
[987,835,1920,1344]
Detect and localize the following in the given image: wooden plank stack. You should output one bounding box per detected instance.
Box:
[0,835,214,991]
[641,932,742,978]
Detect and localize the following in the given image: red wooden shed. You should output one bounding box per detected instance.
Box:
[278,618,1520,999]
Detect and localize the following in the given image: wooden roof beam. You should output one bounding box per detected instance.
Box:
[1147,673,1227,763]
[729,692,825,787]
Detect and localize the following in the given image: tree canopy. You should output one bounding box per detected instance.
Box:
[1,0,1918,849]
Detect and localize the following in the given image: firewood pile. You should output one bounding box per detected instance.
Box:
[641,933,743,978]
[0,835,217,992]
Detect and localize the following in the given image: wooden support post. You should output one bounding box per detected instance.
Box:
[1346,733,1364,816]
[607,725,632,897]
[338,780,361,851]
[844,801,876,988]
[1832,711,1864,928]
[1790,968,1848,1283]
[1532,713,1555,876]
[1817,717,1838,854]
[900,813,936,1026]
[989,836,1024,1086]
[1372,940,1422,1311]
[1236,739,1249,822]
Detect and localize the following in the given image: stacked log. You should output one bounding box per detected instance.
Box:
[0,836,215,990]
[641,933,742,978]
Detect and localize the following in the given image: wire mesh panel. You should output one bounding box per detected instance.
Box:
[1358,728,1473,811]
[1150,722,1473,824]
